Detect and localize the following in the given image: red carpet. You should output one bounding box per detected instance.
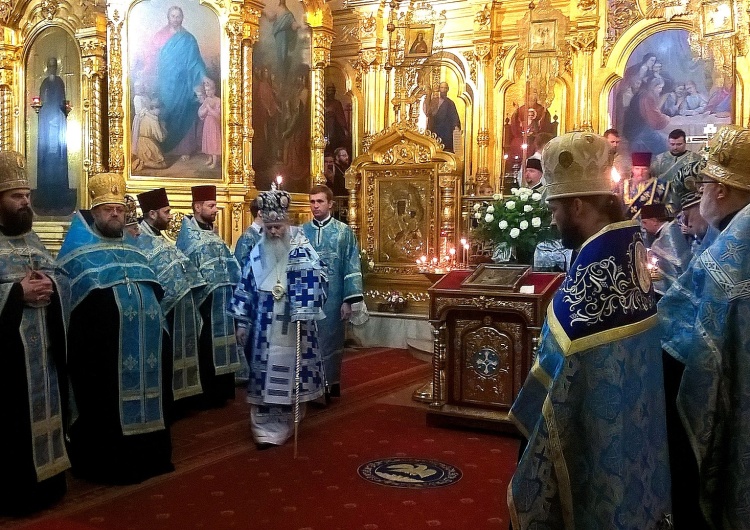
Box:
[6,348,519,530]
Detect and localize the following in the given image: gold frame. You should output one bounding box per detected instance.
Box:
[702,1,734,37]
[404,24,434,59]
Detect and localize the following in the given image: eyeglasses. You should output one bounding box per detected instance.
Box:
[684,177,716,192]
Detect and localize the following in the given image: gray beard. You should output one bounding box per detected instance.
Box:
[262,233,291,269]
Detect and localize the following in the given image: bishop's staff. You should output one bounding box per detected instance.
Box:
[294,320,302,459]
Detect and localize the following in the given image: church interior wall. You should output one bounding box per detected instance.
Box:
[1,0,749,284]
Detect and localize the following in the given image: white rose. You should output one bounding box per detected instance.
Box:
[506,201,516,210]
[499,220,508,230]
[519,187,533,196]
[474,212,481,219]
[473,203,481,211]
[487,205,495,213]
[484,213,494,223]
[531,192,542,201]
[520,194,529,202]
[532,217,541,228]
[510,228,520,239]
[519,220,529,230]
[493,194,501,200]
[524,204,533,212]
[511,188,519,196]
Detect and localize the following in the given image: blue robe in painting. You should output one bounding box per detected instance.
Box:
[176,216,242,381]
[302,216,363,387]
[157,29,207,153]
[508,221,671,530]
[137,221,206,401]
[659,203,750,529]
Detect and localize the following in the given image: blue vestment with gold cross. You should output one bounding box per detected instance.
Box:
[58,212,167,435]
[137,221,206,400]
[659,203,750,529]
[624,177,670,219]
[176,216,242,378]
[508,220,671,529]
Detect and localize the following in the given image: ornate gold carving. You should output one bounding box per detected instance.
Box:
[242,40,255,188]
[0,0,11,24]
[382,140,432,165]
[312,31,334,67]
[462,50,478,85]
[0,86,11,151]
[434,295,535,321]
[226,20,244,185]
[645,0,688,20]
[40,0,59,21]
[567,30,597,53]
[339,24,359,44]
[602,0,642,66]
[107,10,125,172]
[232,202,243,231]
[365,288,429,302]
[515,0,572,107]
[494,45,513,84]
[578,0,597,12]
[474,4,491,30]
[360,13,376,38]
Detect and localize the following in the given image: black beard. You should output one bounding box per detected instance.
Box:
[559,225,586,250]
[0,207,33,236]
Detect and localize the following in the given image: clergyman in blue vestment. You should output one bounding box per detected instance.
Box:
[508,132,671,529]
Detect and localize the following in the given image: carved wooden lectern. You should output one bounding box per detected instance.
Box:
[426,265,563,431]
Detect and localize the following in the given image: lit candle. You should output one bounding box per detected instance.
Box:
[31,96,40,105]
[275,175,283,188]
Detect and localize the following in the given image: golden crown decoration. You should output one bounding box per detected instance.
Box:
[89,172,127,207]
[701,125,750,192]
[0,150,30,193]
[542,132,612,200]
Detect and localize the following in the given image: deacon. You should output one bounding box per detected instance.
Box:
[176,185,242,407]
[0,151,70,513]
[522,158,544,190]
[229,186,327,448]
[137,188,207,409]
[659,125,750,530]
[303,184,363,398]
[58,172,173,484]
[624,151,670,219]
[650,128,702,213]
[639,203,691,297]
[508,132,671,529]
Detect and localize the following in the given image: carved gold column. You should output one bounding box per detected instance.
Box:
[226,19,245,185]
[78,27,106,176]
[0,44,17,151]
[345,169,360,239]
[439,172,456,251]
[310,27,334,185]
[106,10,125,172]
[241,2,260,191]
[567,29,596,132]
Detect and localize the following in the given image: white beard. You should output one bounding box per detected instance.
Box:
[261,232,291,270]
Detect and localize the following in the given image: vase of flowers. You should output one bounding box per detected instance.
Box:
[472,187,553,264]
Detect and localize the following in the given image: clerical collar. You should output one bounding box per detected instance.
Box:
[719,209,740,231]
[146,222,161,236]
[313,215,332,228]
[196,219,213,231]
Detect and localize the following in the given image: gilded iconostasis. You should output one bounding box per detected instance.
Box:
[1,0,749,276]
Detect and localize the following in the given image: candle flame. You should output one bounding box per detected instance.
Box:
[611,167,621,184]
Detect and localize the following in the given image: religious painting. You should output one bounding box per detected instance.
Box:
[703,1,734,36]
[502,80,558,165]
[376,175,433,264]
[324,66,352,195]
[128,0,222,179]
[610,29,733,157]
[529,20,556,53]
[25,27,81,217]
[252,0,311,194]
[405,25,434,58]
[462,264,530,290]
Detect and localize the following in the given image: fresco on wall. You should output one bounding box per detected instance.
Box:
[128,0,222,179]
[610,29,733,156]
[252,0,311,193]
